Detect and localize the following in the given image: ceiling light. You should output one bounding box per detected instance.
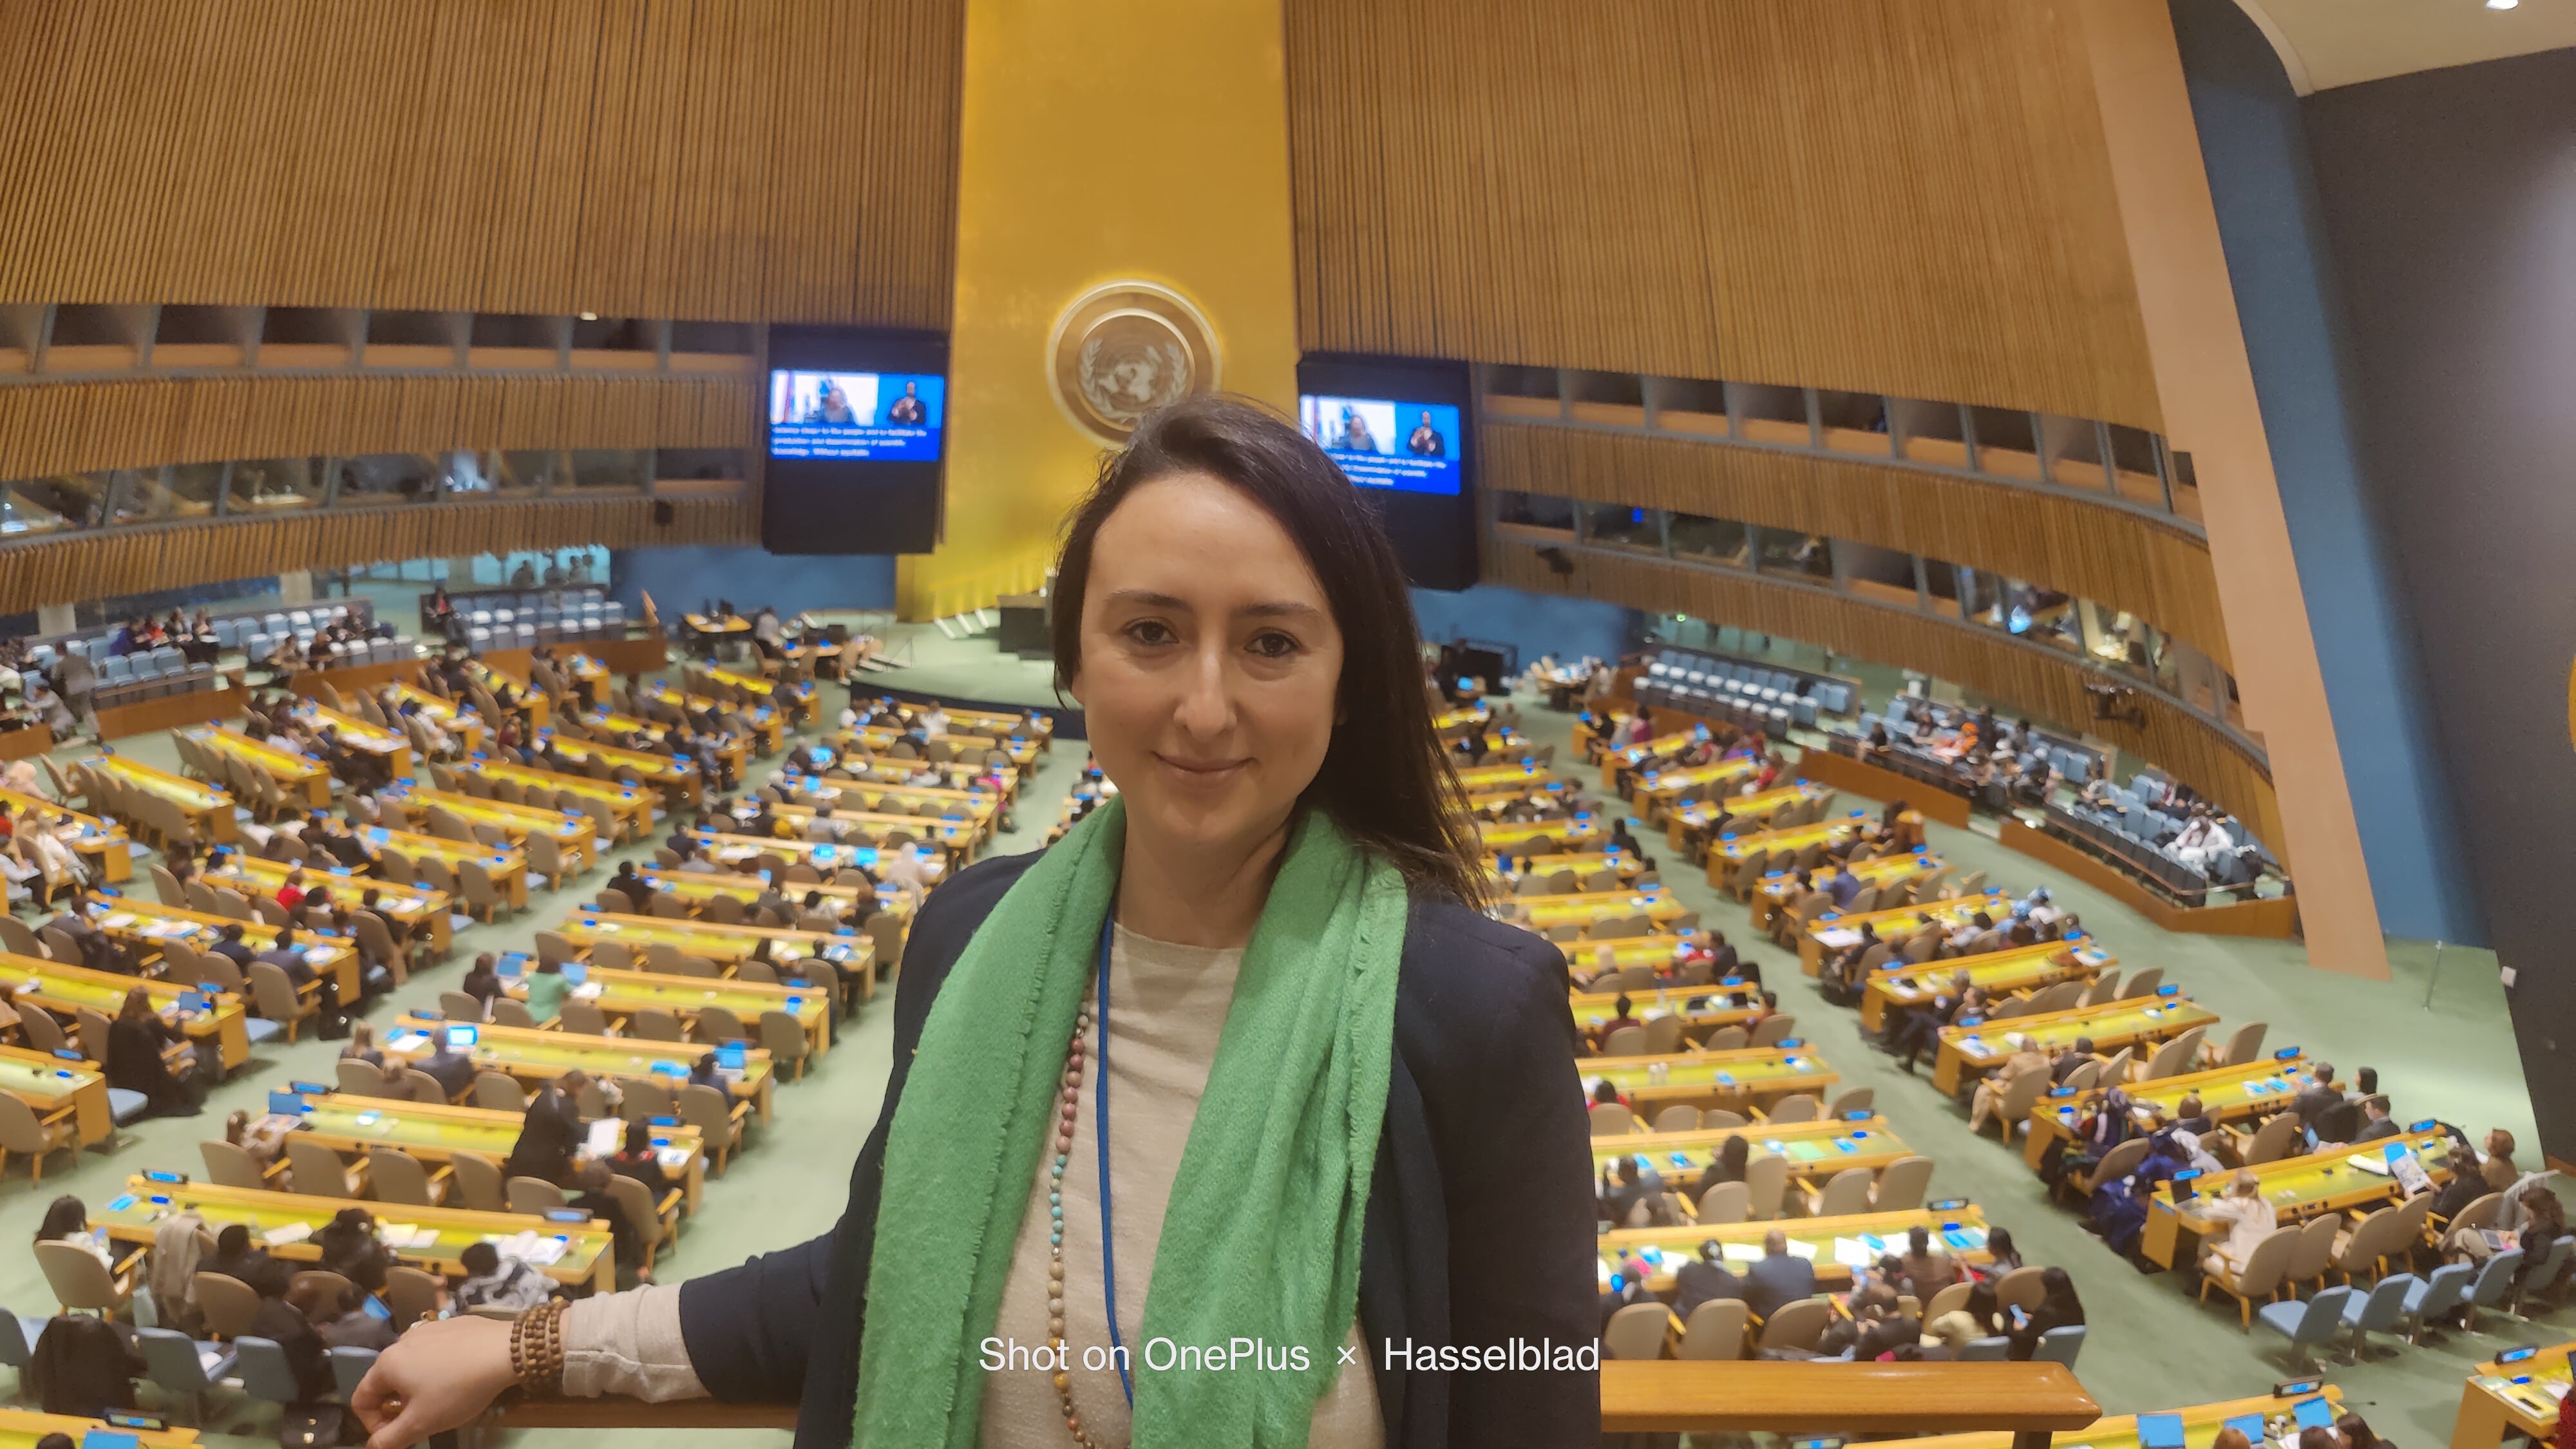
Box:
[577,311,599,321]
[2487,0,2517,11]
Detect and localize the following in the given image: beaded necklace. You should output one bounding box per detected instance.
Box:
[1048,914,1129,1445]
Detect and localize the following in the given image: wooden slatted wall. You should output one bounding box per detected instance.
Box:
[0,0,962,325]
[0,374,757,478]
[1489,542,2283,859]
[1287,0,2163,431]
[1483,422,2230,670]
[0,494,755,614]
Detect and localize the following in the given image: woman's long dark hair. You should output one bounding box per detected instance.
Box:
[1050,394,1483,903]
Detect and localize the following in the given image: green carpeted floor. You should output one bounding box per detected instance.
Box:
[0,646,2555,1449]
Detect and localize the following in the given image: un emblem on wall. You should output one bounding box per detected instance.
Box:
[1048,281,1220,444]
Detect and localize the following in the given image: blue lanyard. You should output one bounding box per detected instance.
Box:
[1094,912,1133,1406]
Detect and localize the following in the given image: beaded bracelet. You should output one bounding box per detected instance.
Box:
[509,1298,571,1396]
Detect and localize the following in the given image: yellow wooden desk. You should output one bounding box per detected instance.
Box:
[636,866,912,927]
[936,705,1054,747]
[2142,1128,2456,1269]
[1463,778,1574,816]
[204,851,454,957]
[82,754,236,844]
[383,1014,774,1121]
[1705,808,1888,889]
[2019,1055,2315,1170]
[2,951,251,1071]
[1598,1207,1991,1295]
[0,1039,111,1145]
[684,613,753,637]
[0,786,132,884]
[777,775,997,833]
[1629,757,1760,819]
[1596,1116,1911,1186]
[1571,978,1764,1044]
[0,1406,197,1448]
[582,708,748,776]
[1584,1046,1837,1115]
[1671,782,1834,855]
[456,759,655,841]
[511,964,831,1054]
[93,1175,615,1293]
[1455,760,1563,794]
[357,825,529,911]
[703,666,810,723]
[2454,1340,2571,1449]
[1751,849,1942,933]
[289,703,413,779]
[1432,704,1493,736]
[1858,940,2114,1034]
[466,661,549,729]
[639,683,785,755]
[83,895,361,1003]
[386,684,487,755]
[555,910,868,976]
[1801,890,2014,975]
[837,724,1041,770]
[688,828,954,885]
[716,803,981,854]
[1933,998,2221,1096]
[1562,933,1718,977]
[1478,817,1605,852]
[294,1090,707,1216]
[184,726,331,808]
[1868,1388,2345,1449]
[1513,888,1689,935]
[1492,850,1645,889]
[538,733,700,805]
[822,752,1020,799]
[1598,730,1697,788]
[755,794,990,848]
[396,786,596,873]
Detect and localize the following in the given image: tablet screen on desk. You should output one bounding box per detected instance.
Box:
[2136,1414,2185,1449]
[2224,1415,2266,1444]
[2293,1397,2334,1432]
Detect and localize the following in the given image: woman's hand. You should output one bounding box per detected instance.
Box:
[350,1312,520,1449]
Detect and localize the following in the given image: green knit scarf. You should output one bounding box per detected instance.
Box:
[850,797,1407,1448]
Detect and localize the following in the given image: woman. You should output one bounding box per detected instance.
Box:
[34,1195,106,1267]
[606,1119,678,1204]
[459,954,503,1016]
[521,956,571,1025]
[2195,1170,2279,1278]
[2003,1266,2083,1361]
[316,1207,393,1296]
[341,1020,387,1072]
[356,395,1596,1447]
[1689,1135,1751,1209]
[1975,1226,2023,1279]
[105,987,200,1117]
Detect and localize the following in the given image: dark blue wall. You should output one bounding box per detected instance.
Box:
[608,547,898,621]
[1410,584,1642,672]
[2166,0,2479,945]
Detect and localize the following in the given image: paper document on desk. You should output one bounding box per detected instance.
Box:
[585,1118,624,1157]
[522,1236,570,1266]
[1783,1238,1819,1260]
[1832,1237,1873,1267]
[1719,1242,1763,1264]
[1814,929,1862,949]
[263,1222,313,1247]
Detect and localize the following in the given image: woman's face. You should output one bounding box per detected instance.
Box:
[1070,473,1343,861]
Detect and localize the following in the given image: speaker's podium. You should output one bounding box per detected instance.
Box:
[996,592,1051,659]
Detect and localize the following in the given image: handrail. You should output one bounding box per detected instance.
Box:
[1601,1361,2101,1442]
[493,1363,2102,1442]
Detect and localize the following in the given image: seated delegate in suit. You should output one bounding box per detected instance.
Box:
[502,1071,590,1186]
[355,395,1598,1449]
[1743,1229,1818,1320]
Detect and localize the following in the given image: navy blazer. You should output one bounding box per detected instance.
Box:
[676,848,1600,1447]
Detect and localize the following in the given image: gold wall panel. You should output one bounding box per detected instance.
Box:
[0,374,757,479]
[1483,422,2229,670]
[0,494,754,614]
[1287,0,2163,431]
[0,0,961,325]
[1488,542,2282,859]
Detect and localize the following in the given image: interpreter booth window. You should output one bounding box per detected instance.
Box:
[1919,556,1964,618]
[0,481,80,538]
[567,449,649,493]
[167,462,227,516]
[655,448,747,495]
[1837,540,1918,609]
[103,468,185,524]
[1492,491,1577,536]
[1584,504,1663,553]
[1754,529,1832,582]
[337,453,448,507]
[1669,513,1748,567]
[225,457,325,513]
[491,450,565,497]
[12,473,108,531]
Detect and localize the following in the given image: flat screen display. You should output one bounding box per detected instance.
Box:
[767,371,947,462]
[1298,396,1464,495]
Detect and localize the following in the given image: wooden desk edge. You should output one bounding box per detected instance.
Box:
[1599,1360,2099,1433]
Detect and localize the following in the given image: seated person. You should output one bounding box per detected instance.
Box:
[454,1240,555,1312]
[105,987,203,1117]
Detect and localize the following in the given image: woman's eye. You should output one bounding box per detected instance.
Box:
[1247,631,1299,659]
[1123,620,1175,647]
